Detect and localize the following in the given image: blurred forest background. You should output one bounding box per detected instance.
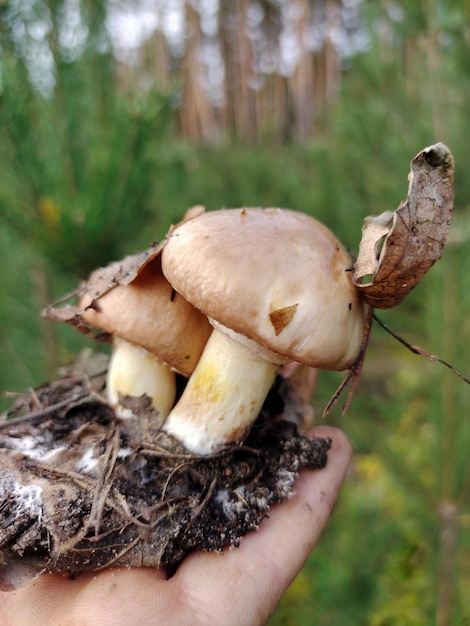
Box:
[1,0,470,623]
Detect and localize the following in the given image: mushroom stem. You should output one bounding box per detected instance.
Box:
[162,327,284,454]
[107,338,176,420]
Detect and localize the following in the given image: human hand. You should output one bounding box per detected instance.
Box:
[0,425,351,626]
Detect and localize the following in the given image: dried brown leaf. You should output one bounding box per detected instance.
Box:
[43,207,206,329]
[353,143,454,308]
[43,244,164,336]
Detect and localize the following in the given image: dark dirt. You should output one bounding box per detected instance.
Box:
[0,353,330,591]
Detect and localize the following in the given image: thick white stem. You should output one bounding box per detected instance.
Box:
[107,338,176,420]
[162,328,280,454]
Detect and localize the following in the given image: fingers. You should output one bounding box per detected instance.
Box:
[280,363,318,403]
[170,426,352,626]
[0,427,351,626]
[0,567,169,626]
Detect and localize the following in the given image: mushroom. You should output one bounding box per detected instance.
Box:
[80,256,212,419]
[161,207,368,454]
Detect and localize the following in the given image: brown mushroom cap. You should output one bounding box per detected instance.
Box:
[80,257,212,376]
[162,207,368,370]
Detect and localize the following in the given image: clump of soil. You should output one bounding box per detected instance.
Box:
[0,352,330,591]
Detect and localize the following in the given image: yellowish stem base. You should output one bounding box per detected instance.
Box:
[107,339,176,420]
[163,329,279,454]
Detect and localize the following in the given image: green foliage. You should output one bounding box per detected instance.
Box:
[0,0,172,394]
[269,2,470,623]
[0,0,172,275]
[145,141,345,234]
[1,0,470,624]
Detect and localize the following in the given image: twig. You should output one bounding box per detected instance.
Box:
[373,314,470,384]
[0,393,91,427]
[323,305,374,417]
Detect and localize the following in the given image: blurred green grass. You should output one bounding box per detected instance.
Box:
[1,0,470,622]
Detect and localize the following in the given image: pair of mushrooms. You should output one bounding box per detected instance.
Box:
[81,207,368,455]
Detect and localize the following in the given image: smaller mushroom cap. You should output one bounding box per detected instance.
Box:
[162,208,368,370]
[80,257,212,376]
